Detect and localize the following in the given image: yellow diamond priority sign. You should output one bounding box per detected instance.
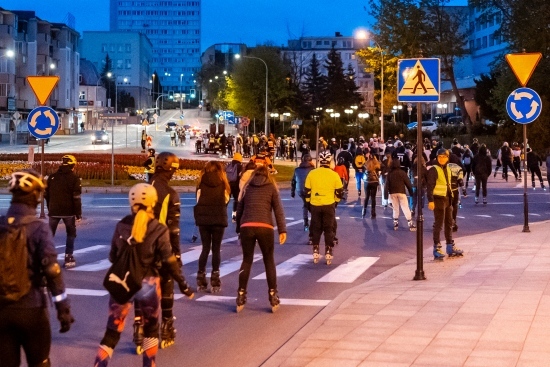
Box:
[505,53,542,87]
[26,76,60,106]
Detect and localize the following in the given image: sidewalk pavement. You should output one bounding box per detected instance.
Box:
[264,220,550,367]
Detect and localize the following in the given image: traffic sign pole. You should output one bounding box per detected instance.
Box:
[522,124,529,233]
[414,102,426,281]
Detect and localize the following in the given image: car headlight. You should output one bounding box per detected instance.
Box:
[102,136,108,140]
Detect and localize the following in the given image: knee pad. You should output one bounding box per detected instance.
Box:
[100,328,121,349]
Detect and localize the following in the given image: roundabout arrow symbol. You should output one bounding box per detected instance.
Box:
[525,100,540,119]
[510,102,523,119]
[514,91,533,100]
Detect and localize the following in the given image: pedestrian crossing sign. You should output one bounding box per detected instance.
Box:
[397,58,440,102]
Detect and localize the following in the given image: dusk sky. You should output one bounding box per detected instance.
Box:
[2,0,467,51]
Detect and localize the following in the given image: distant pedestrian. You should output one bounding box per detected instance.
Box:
[44,155,82,269]
[142,148,155,182]
[362,153,381,219]
[141,130,147,152]
[526,148,545,190]
[384,155,415,231]
[472,144,492,204]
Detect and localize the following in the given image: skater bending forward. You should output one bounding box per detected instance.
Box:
[94,183,194,367]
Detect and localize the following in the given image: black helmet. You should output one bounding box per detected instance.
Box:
[437,148,449,157]
[148,148,156,155]
[9,169,45,194]
[155,152,180,172]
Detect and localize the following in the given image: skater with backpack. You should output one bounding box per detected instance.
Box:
[94,183,195,367]
[194,161,231,293]
[0,169,74,367]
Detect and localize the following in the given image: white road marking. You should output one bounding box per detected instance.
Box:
[474,215,492,218]
[253,254,310,279]
[317,256,379,283]
[529,213,541,216]
[192,254,262,278]
[70,259,111,271]
[181,246,203,265]
[195,295,331,306]
[57,245,108,261]
[66,288,109,296]
[501,214,515,217]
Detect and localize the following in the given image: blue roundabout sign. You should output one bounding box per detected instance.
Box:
[27,106,60,139]
[506,87,542,124]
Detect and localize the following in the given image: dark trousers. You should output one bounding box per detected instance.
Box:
[475,175,488,198]
[433,195,453,245]
[49,216,76,254]
[310,204,336,248]
[529,165,543,184]
[452,189,459,222]
[513,157,521,176]
[238,227,277,290]
[363,182,379,214]
[198,225,225,272]
[299,195,309,221]
[158,266,174,319]
[411,186,426,214]
[230,181,240,212]
[502,161,517,179]
[0,307,51,367]
[464,165,472,187]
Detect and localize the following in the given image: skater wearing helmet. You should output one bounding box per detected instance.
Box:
[427,149,463,260]
[142,148,155,183]
[1,169,74,367]
[235,165,287,313]
[304,151,344,265]
[291,154,315,231]
[94,183,194,367]
[149,152,194,349]
[44,154,82,269]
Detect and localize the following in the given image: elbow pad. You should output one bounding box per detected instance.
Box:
[43,260,62,280]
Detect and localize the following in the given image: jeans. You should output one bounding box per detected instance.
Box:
[198,225,225,272]
[433,195,453,244]
[355,171,365,192]
[49,216,77,254]
[238,227,277,290]
[229,181,240,212]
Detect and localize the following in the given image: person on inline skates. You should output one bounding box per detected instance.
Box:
[291,154,315,231]
[94,183,194,367]
[304,151,344,265]
[235,165,287,313]
[427,149,463,260]
[194,161,230,293]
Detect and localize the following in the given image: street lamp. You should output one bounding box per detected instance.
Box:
[344,109,353,123]
[393,105,403,124]
[283,112,291,134]
[270,112,279,134]
[235,54,269,134]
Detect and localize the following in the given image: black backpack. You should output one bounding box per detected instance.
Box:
[103,236,145,304]
[225,162,239,182]
[0,216,37,304]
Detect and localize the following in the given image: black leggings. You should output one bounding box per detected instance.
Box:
[230,182,240,212]
[238,227,277,290]
[198,225,225,272]
[363,182,379,212]
[0,307,52,367]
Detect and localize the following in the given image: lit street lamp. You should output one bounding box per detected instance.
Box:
[270,112,279,134]
[235,54,269,134]
[393,105,403,124]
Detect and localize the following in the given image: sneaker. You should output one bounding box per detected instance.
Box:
[191,235,198,243]
[236,288,247,313]
[408,220,416,232]
[358,190,361,198]
[483,197,487,205]
[475,196,479,204]
[232,211,236,223]
[268,289,280,313]
[433,244,445,260]
[542,184,547,191]
[64,254,76,269]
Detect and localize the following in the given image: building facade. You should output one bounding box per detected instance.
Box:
[109,0,201,96]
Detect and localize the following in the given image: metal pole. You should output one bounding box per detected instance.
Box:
[264,63,269,135]
[380,49,384,142]
[414,102,426,280]
[315,118,320,168]
[522,124,530,232]
[295,126,298,167]
[39,139,46,218]
[111,121,114,186]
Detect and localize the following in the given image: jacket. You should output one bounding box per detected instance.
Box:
[44,165,82,217]
[305,166,343,206]
[236,174,286,233]
[427,162,452,202]
[3,203,66,309]
[291,161,315,197]
[194,171,228,227]
[472,153,492,177]
[526,151,542,168]
[384,159,413,198]
[151,171,181,256]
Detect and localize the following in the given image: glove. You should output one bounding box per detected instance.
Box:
[75,215,82,222]
[178,281,195,299]
[291,192,295,198]
[55,299,74,333]
[428,202,435,211]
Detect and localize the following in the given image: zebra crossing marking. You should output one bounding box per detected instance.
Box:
[56,245,108,261]
[253,254,310,279]
[317,257,379,283]
[195,295,331,307]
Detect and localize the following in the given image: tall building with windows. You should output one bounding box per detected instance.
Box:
[109,0,201,96]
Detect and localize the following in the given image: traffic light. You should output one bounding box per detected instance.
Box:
[190,89,196,98]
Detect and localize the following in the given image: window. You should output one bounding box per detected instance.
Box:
[102,44,107,52]
[316,40,322,45]
[302,41,312,49]
[469,40,475,51]
[125,44,131,52]
[489,34,494,46]
[117,59,124,69]
[125,59,132,69]
[109,44,115,52]
[496,12,501,24]
[0,84,7,97]
[342,40,352,48]
[324,41,330,45]
[476,38,481,49]
[79,91,86,100]
[117,44,124,53]
[482,36,487,48]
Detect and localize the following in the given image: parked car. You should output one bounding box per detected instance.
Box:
[447,116,463,125]
[407,121,439,133]
[91,130,109,144]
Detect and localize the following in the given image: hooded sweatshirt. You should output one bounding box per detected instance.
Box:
[194,171,228,227]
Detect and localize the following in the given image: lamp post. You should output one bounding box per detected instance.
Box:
[235,54,269,134]
[393,105,403,124]
[283,112,291,134]
[270,112,279,135]
[344,109,353,123]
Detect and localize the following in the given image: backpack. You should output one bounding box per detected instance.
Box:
[354,155,366,168]
[463,152,471,165]
[225,163,239,182]
[103,236,145,304]
[0,216,37,304]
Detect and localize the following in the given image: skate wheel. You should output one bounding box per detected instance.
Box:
[236,304,245,313]
[271,304,280,313]
[211,287,221,293]
[135,346,143,355]
[160,340,167,349]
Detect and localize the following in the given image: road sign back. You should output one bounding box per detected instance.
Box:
[397,58,440,103]
[505,53,542,87]
[26,76,60,106]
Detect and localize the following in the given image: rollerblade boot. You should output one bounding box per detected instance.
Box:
[325,245,334,265]
[64,254,76,269]
[133,316,144,355]
[393,219,399,231]
[232,211,236,223]
[210,270,221,293]
[408,220,417,232]
[269,289,280,313]
[333,237,339,246]
[533,181,536,190]
[483,197,487,205]
[180,282,195,299]
[312,244,320,264]
[433,243,445,261]
[475,196,479,204]
[371,210,376,219]
[304,218,309,232]
[446,241,464,257]
[191,234,198,243]
[542,183,547,191]
[236,288,247,313]
[361,207,367,218]
[160,316,176,349]
[196,270,208,292]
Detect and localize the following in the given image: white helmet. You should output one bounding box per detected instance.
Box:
[129,183,158,209]
[319,151,332,165]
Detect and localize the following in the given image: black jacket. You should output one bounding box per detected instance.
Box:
[45,165,82,217]
[291,161,315,197]
[384,159,413,198]
[472,153,492,177]
[151,171,181,256]
[3,203,66,309]
[194,171,228,227]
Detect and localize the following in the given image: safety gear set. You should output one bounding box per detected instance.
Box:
[155,152,180,172]
[129,183,158,209]
[8,169,45,194]
[62,154,77,165]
